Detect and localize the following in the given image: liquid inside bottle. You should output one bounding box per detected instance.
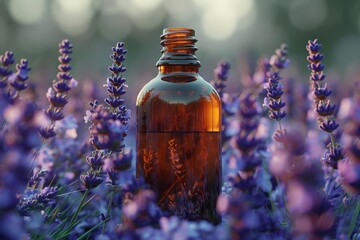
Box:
[136,28,221,224]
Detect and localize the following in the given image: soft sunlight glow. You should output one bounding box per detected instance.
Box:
[289,0,328,31]
[9,0,46,25]
[128,8,165,31]
[131,0,163,11]
[164,0,196,23]
[201,0,254,41]
[52,0,94,36]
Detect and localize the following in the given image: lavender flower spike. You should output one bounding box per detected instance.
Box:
[40,39,77,139]
[306,39,343,169]
[212,60,231,98]
[81,42,131,189]
[0,51,15,90]
[105,42,129,124]
[264,43,289,136]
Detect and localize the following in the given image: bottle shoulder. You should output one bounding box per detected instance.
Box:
[136,73,220,106]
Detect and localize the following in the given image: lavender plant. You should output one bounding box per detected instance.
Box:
[211,60,234,143]
[3,33,360,240]
[264,44,290,137]
[307,39,343,169]
[39,39,77,140]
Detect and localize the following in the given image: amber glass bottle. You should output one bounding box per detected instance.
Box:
[136,28,221,224]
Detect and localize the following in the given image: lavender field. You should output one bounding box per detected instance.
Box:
[1,1,360,240]
[0,36,359,240]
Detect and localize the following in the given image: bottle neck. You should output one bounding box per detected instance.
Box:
[158,65,199,74]
[156,28,201,74]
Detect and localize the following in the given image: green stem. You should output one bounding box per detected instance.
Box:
[102,190,114,235]
[348,198,360,239]
[278,120,283,134]
[329,133,336,149]
[70,190,89,224]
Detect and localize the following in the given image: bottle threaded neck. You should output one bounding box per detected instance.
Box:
[156,28,201,67]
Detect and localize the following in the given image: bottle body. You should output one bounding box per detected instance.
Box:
[136,28,222,224]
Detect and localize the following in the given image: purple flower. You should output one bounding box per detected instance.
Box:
[0,51,31,104]
[0,51,14,89]
[321,146,344,169]
[232,93,265,172]
[107,169,119,185]
[307,39,342,171]
[212,60,231,97]
[105,42,130,124]
[81,42,131,190]
[17,187,58,216]
[80,170,103,189]
[86,151,105,170]
[40,39,77,139]
[264,44,289,126]
[269,43,290,69]
[9,59,31,92]
[319,119,339,133]
[316,100,336,117]
[314,86,332,100]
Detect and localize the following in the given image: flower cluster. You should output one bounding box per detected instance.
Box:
[81,42,131,190]
[211,61,235,144]
[264,44,289,133]
[105,42,130,123]
[39,39,77,139]
[0,51,31,105]
[212,60,231,99]
[2,35,360,240]
[17,187,58,216]
[234,93,264,172]
[307,39,343,169]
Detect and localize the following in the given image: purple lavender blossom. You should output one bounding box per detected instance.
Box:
[306,39,343,169]
[80,170,104,189]
[211,60,234,144]
[264,44,289,136]
[0,51,15,90]
[106,42,130,124]
[0,51,31,104]
[233,93,264,172]
[81,42,131,190]
[212,60,231,98]
[270,44,290,70]
[40,39,77,139]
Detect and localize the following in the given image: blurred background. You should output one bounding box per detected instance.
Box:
[0,0,360,144]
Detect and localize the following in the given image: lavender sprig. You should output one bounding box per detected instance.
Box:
[0,51,15,92]
[81,42,130,190]
[234,93,263,172]
[0,51,31,106]
[306,39,343,169]
[106,42,129,124]
[211,61,234,143]
[264,44,289,136]
[39,39,77,140]
[212,60,231,99]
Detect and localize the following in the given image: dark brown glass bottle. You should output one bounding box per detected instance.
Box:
[136,28,221,224]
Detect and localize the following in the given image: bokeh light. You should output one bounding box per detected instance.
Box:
[8,0,46,25]
[52,0,94,36]
[200,0,254,41]
[131,0,163,11]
